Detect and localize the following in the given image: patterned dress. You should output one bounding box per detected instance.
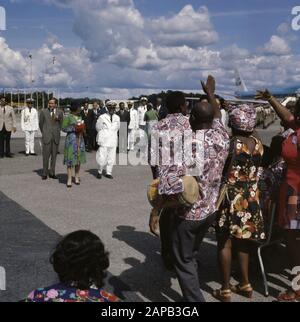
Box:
[217,136,266,241]
[62,114,86,167]
[278,122,300,230]
[25,283,119,302]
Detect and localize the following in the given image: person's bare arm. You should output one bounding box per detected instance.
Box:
[255,89,293,124]
[201,75,221,119]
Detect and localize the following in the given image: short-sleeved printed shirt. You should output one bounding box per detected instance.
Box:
[184,119,229,221]
[151,115,229,221]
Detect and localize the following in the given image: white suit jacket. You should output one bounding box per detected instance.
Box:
[21,107,39,132]
[96,113,120,148]
[138,106,147,126]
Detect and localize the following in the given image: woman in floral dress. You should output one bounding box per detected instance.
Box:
[25,230,119,302]
[214,104,265,302]
[62,104,86,188]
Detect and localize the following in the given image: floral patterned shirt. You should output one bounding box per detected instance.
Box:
[150,113,192,196]
[151,115,229,221]
[183,119,230,221]
[25,283,119,302]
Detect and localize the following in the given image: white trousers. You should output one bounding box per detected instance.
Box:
[24,131,36,154]
[96,146,117,175]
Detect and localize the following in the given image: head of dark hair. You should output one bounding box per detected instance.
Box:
[189,101,215,131]
[70,102,79,113]
[166,91,186,114]
[50,230,109,290]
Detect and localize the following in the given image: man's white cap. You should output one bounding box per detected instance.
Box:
[140,97,148,102]
[106,100,117,107]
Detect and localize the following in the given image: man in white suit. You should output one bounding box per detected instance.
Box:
[21,98,39,156]
[0,96,16,158]
[96,101,120,180]
[127,101,138,151]
[137,97,148,131]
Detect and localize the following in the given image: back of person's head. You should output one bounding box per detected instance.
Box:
[166,91,186,114]
[70,102,79,113]
[189,101,214,131]
[50,230,109,290]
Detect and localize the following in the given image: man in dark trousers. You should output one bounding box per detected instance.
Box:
[80,100,90,151]
[86,101,101,151]
[0,96,17,158]
[39,98,63,180]
[117,102,130,153]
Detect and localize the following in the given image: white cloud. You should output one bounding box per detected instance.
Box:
[151,5,218,48]
[262,35,291,55]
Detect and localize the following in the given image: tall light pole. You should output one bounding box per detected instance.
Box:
[29,54,33,99]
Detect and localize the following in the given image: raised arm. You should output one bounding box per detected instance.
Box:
[201,75,221,119]
[255,89,293,125]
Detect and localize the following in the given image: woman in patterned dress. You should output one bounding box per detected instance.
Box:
[62,104,86,188]
[256,91,300,301]
[214,104,265,302]
[25,230,119,302]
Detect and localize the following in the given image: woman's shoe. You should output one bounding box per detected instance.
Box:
[212,289,232,302]
[74,177,81,185]
[231,283,253,299]
[277,289,300,302]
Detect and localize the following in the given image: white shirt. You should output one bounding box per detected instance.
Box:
[138,106,147,126]
[128,108,139,130]
[21,107,39,132]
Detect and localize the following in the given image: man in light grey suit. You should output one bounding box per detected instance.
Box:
[0,97,17,158]
[39,98,63,180]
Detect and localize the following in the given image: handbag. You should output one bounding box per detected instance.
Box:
[215,138,237,210]
[147,176,200,209]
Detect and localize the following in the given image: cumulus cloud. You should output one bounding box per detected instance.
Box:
[151,5,218,48]
[262,35,291,55]
[0,37,28,87]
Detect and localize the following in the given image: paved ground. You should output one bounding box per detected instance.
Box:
[0,120,292,302]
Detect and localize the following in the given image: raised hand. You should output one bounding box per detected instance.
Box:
[201,75,216,96]
[255,89,272,101]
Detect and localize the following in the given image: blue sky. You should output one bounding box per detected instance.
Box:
[2,0,298,51]
[0,0,299,97]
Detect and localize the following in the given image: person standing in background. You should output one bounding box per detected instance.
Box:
[86,101,100,151]
[128,102,138,151]
[80,100,90,151]
[138,97,148,131]
[39,98,63,180]
[117,102,130,154]
[0,96,17,158]
[21,98,39,156]
[144,103,158,138]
